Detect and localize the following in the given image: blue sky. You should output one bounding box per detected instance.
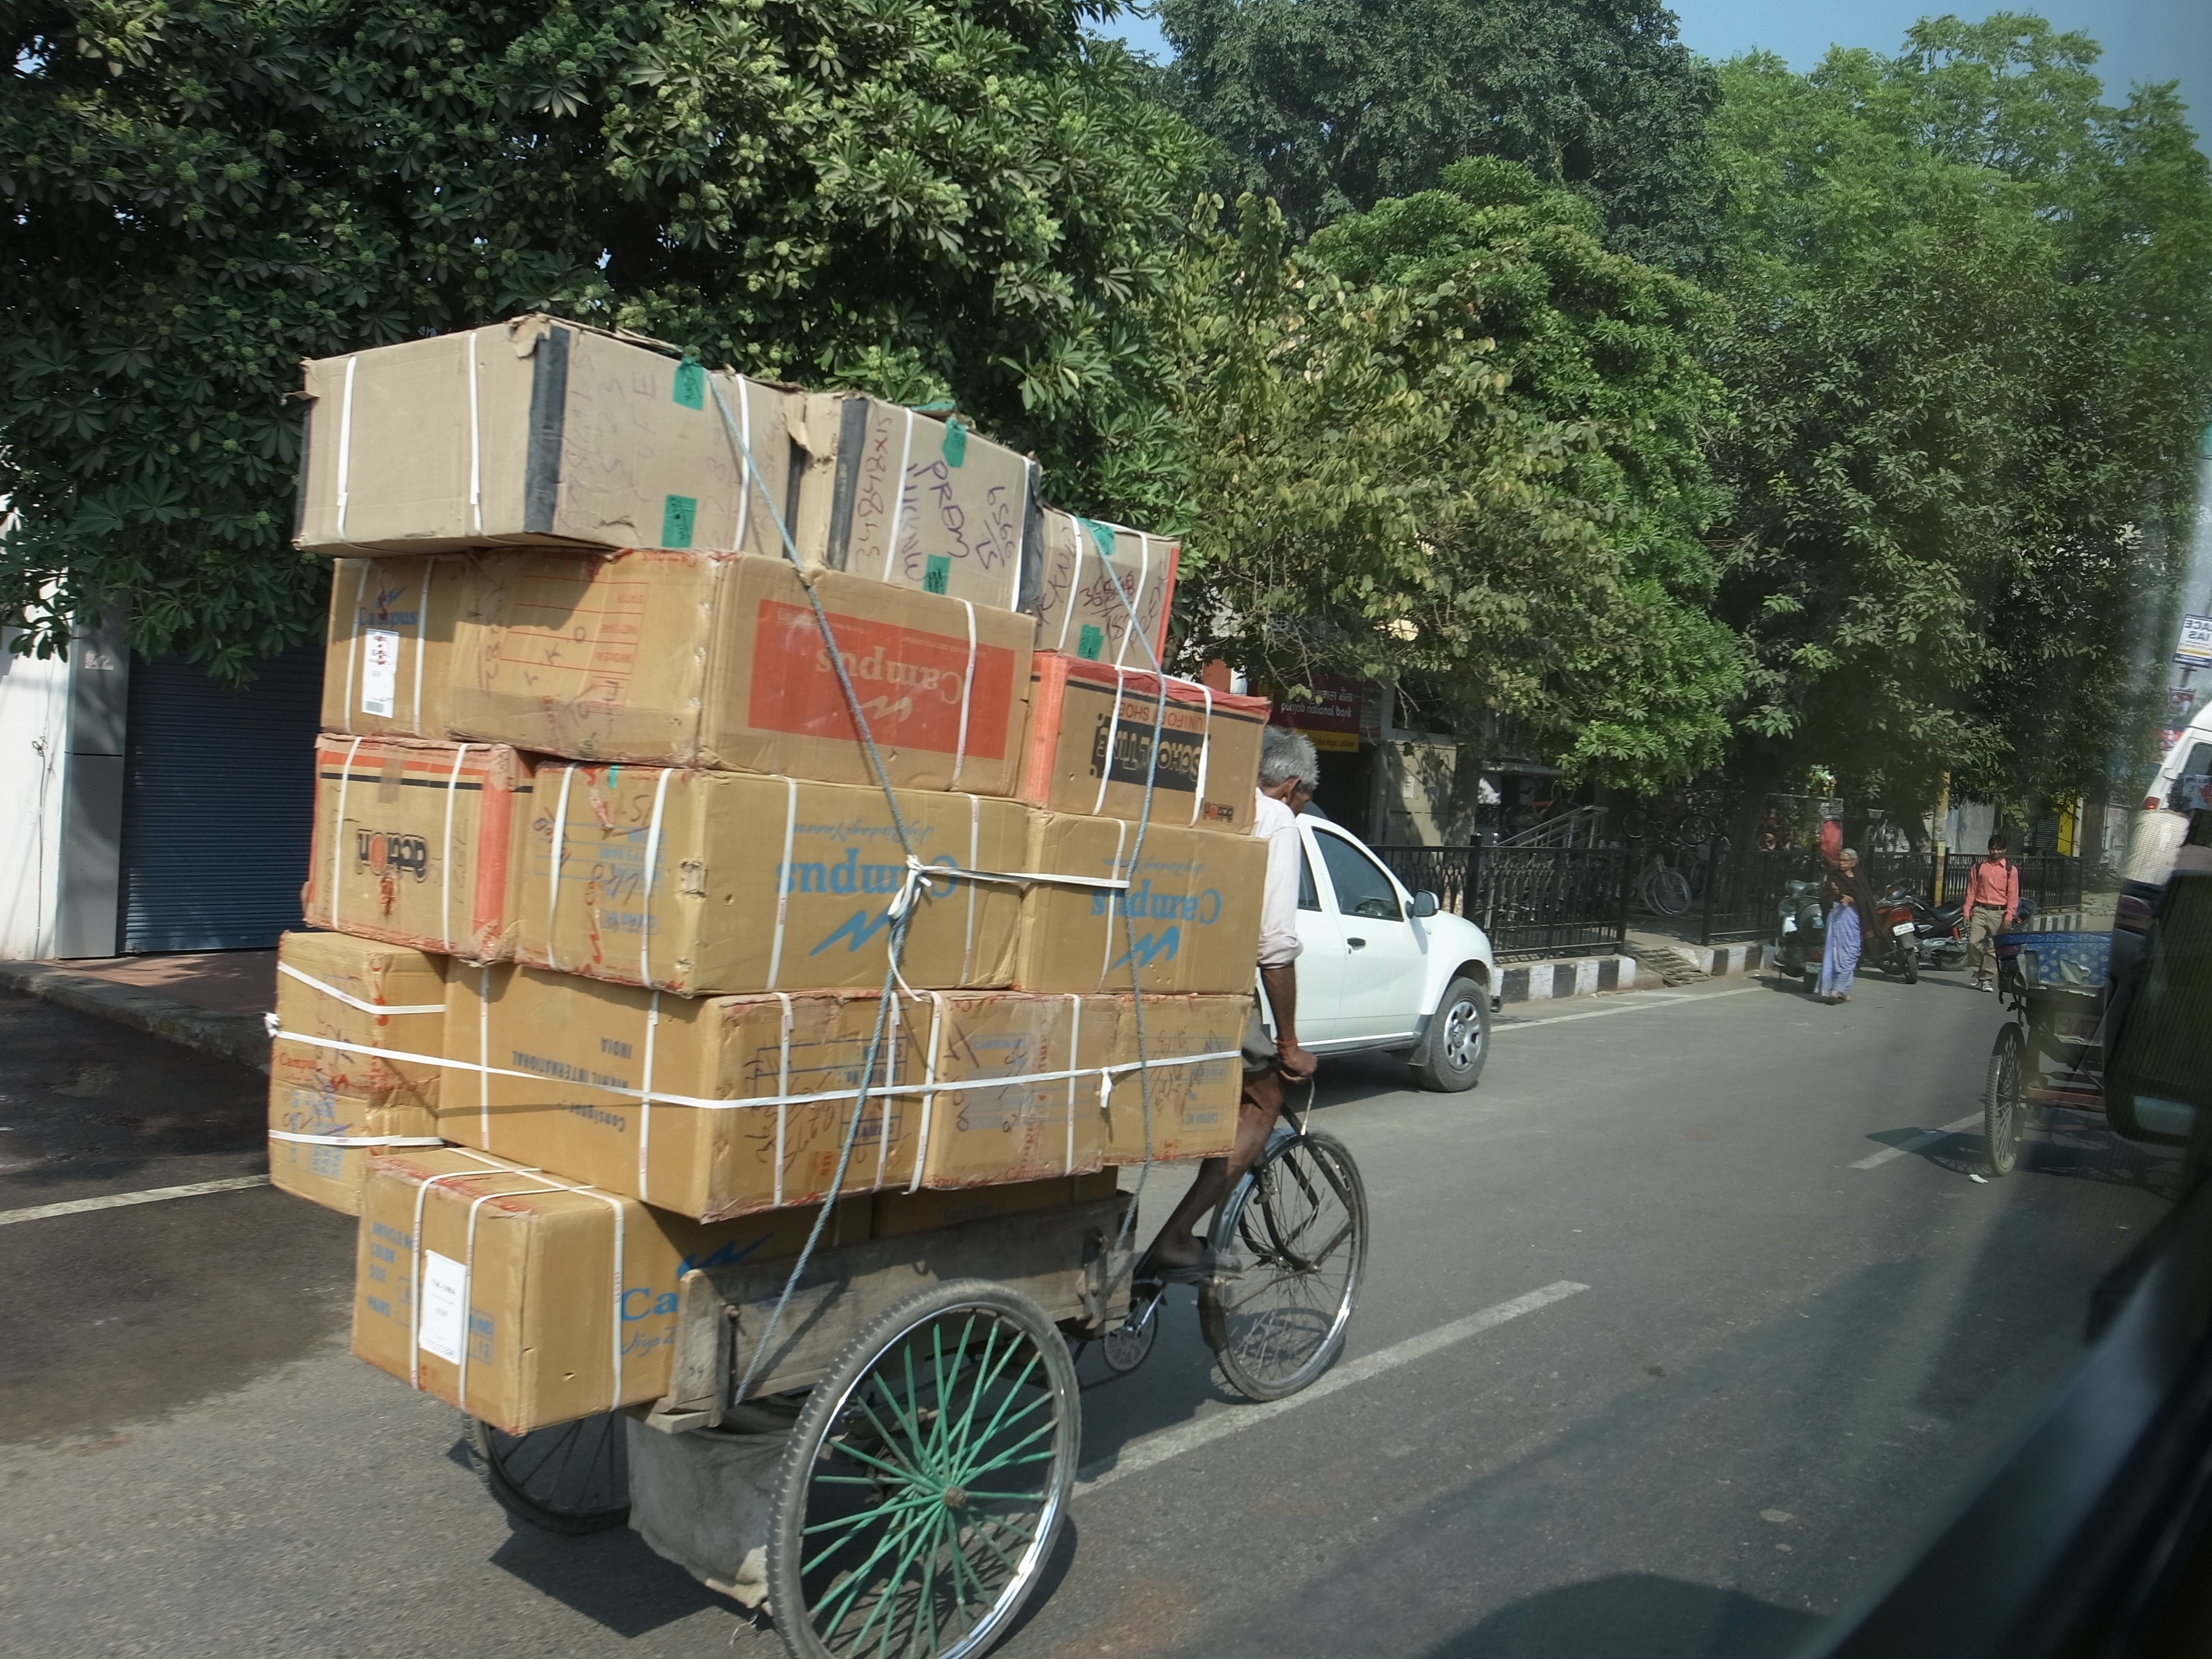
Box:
[1097,1,2210,138]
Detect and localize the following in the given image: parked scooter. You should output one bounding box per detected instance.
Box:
[1774,877,1826,990]
[1866,885,1922,982]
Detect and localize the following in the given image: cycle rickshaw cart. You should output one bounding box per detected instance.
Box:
[464,1102,1368,1659]
[1982,930,2114,1176]
[450,367,1367,1658]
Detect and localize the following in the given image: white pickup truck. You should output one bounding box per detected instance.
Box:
[1261,814,1500,1092]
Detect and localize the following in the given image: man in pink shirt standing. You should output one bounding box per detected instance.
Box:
[1963,834,2022,991]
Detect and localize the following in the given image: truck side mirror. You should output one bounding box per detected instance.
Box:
[1410,890,1441,919]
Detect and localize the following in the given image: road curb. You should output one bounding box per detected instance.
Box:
[1498,954,1637,1004]
[1688,942,1765,977]
[0,962,271,1074]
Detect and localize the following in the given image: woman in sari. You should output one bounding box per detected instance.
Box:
[1819,848,1879,1003]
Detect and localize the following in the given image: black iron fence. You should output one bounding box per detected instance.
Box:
[1373,842,1629,961]
[1374,838,2089,957]
[1366,844,1476,916]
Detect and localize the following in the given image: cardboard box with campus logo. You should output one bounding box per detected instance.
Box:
[1019,655,1268,834]
[1013,814,1266,996]
[303,737,528,961]
[321,555,472,740]
[295,315,795,559]
[1096,994,1248,1165]
[788,393,1039,612]
[514,764,1027,995]
[436,971,1221,1214]
[439,965,926,1219]
[1031,510,1178,669]
[267,931,447,1215]
[352,1146,863,1433]
[448,549,1034,793]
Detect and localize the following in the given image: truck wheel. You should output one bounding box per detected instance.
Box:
[1412,976,1489,1092]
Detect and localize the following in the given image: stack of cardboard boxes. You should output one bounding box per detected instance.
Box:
[267,315,1277,1433]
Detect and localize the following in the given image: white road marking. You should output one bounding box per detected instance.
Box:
[1850,1115,1985,1169]
[0,1175,271,1228]
[1074,1280,1590,1494]
[1498,985,1761,1031]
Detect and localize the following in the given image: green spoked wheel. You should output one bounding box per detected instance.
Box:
[465,1412,631,1535]
[1202,1130,1369,1402]
[766,1280,1079,1659]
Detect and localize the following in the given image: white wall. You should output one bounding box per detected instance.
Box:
[0,638,71,958]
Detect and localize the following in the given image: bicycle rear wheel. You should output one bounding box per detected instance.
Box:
[1201,1131,1368,1402]
[466,1412,631,1534]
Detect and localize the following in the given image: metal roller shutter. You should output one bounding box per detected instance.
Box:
[119,647,322,952]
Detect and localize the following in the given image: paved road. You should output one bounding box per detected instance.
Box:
[0,970,2183,1658]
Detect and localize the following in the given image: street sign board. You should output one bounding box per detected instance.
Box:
[2176,612,2212,668]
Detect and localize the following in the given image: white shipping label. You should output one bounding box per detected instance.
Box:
[417,1249,469,1365]
[360,628,401,719]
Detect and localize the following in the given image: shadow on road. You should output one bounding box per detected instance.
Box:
[1421,1572,1823,1658]
[489,1514,734,1638]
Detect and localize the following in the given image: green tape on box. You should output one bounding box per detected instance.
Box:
[1077,625,1105,661]
[672,361,705,410]
[942,417,967,468]
[924,554,951,595]
[662,494,697,549]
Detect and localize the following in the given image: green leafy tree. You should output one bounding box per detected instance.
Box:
[1,0,1198,678]
[1709,16,2212,816]
[1163,161,1743,790]
[1155,0,1722,268]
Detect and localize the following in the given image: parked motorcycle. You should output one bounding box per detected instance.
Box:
[1905,894,1968,970]
[1774,877,1826,990]
[1866,886,1922,982]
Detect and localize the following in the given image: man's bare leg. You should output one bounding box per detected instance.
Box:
[1144,1067,1282,1270]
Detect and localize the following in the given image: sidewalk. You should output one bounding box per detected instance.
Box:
[0,951,275,1074]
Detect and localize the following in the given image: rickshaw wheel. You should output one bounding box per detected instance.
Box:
[464,1412,631,1534]
[766,1279,1078,1659]
[1202,1130,1369,1402]
[1984,1025,2028,1178]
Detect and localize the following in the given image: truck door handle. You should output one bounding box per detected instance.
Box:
[1347,937,1367,948]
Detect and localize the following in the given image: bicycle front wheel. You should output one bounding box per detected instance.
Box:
[1202,1131,1368,1402]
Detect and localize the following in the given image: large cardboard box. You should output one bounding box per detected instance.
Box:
[448,549,1034,792]
[1031,511,1178,669]
[514,765,1027,995]
[1097,994,1248,1164]
[321,555,471,740]
[440,965,926,1219]
[788,393,1038,612]
[267,931,447,1215]
[1013,814,1266,995]
[438,969,1160,1213]
[1019,655,1268,834]
[352,1146,862,1433]
[896,991,1116,1188]
[303,737,528,961]
[296,316,795,559]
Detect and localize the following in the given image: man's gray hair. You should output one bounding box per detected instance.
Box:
[1259,726,1320,789]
